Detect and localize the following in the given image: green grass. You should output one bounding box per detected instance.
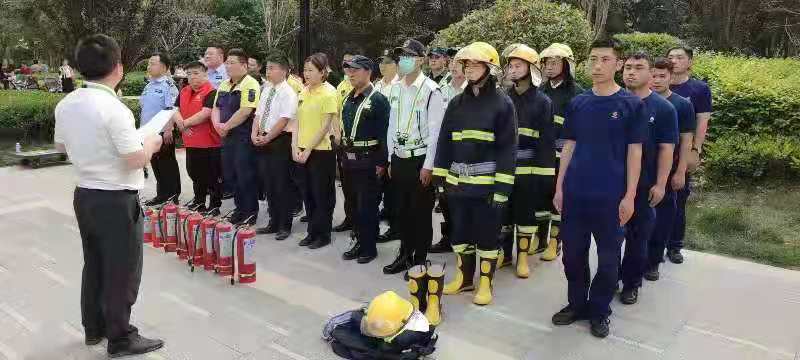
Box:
[686,184,800,269]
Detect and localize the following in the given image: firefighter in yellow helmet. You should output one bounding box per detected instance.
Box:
[537,43,585,261]
[495,44,556,279]
[323,291,438,358]
[432,42,517,306]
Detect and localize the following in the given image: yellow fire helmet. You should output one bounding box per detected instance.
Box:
[454,41,502,77]
[502,43,543,87]
[540,43,576,79]
[361,291,414,339]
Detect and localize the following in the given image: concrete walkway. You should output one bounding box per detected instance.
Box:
[0,152,798,360]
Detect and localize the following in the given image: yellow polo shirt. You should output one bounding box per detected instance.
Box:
[297,82,338,150]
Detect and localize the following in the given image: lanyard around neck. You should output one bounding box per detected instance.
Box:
[395,82,425,136]
[347,88,376,140]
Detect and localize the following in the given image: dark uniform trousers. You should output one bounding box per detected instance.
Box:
[561,199,624,318]
[304,149,337,237]
[255,133,293,230]
[670,174,690,251]
[621,191,656,289]
[74,188,143,343]
[392,155,435,264]
[342,155,382,256]
[222,132,259,218]
[449,195,503,251]
[185,147,223,209]
[650,188,676,266]
[338,154,355,223]
[151,136,181,199]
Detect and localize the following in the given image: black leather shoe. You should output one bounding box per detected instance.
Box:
[333,220,353,232]
[107,333,164,358]
[382,252,410,274]
[309,236,331,249]
[222,192,234,200]
[85,333,104,346]
[144,196,168,207]
[590,316,611,338]
[376,228,400,243]
[620,288,639,305]
[357,254,377,264]
[644,264,660,281]
[667,249,684,264]
[275,230,291,241]
[552,305,588,326]
[428,239,452,253]
[257,223,278,235]
[342,243,361,260]
[229,211,244,225]
[300,215,309,223]
[298,234,315,247]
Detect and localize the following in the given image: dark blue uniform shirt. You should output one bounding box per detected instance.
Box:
[562,89,649,205]
[670,78,712,114]
[639,92,679,190]
[666,93,696,172]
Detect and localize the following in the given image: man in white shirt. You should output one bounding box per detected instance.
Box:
[373,49,401,244]
[252,54,298,240]
[54,34,164,357]
[382,39,446,276]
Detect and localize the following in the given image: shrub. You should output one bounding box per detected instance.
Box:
[613,32,682,59]
[0,90,141,143]
[120,71,148,97]
[431,0,593,63]
[703,134,800,181]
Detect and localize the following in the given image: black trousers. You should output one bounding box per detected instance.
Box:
[449,195,503,252]
[392,155,435,264]
[256,133,293,231]
[290,162,307,215]
[381,174,396,228]
[338,153,355,223]
[185,147,222,209]
[303,150,336,237]
[74,187,143,343]
[342,165,382,256]
[151,137,181,199]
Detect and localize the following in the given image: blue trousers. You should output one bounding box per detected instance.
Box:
[621,192,656,289]
[649,189,676,266]
[669,174,690,251]
[222,133,258,218]
[561,199,624,318]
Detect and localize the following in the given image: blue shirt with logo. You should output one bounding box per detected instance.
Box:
[639,92,679,190]
[207,65,228,89]
[670,78,712,114]
[562,89,649,205]
[666,93,696,171]
[140,75,178,126]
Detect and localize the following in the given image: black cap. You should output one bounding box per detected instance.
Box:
[429,47,449,57]
[446,48,459,58]
[393,39,426,57]
[343,55,374,71]
[380,49,397,63]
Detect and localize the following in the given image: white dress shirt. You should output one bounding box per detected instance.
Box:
[54,81,145,190]
[255,80,298,134]
[386,72,445,170]
[374,74,400,97]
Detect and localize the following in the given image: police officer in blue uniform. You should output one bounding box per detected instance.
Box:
[141,52,180,206]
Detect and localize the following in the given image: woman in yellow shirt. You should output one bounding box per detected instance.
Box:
[293,53,339,249]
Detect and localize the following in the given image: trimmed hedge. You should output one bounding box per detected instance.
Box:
[120,71,148,97]
[614,32,682,59]
[704,134,800,181]
[0,90,141,143]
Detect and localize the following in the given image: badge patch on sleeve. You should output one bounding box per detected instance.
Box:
[248,89,256,102]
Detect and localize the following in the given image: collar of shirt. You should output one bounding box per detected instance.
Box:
[348,84,374,101]
[83,81,117,97]
[149,75,171,84]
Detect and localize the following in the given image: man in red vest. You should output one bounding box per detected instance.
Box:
[172,61,222,214]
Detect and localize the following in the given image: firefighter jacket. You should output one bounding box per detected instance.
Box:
[506,86,556,177]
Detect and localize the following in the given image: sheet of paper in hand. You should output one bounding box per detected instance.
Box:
[137,109,176,139]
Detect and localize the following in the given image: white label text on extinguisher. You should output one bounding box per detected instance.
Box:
[166,213,176,237]
[205,228,214,252]
[155,221,162,237]
[243,237,256,265]
[143,216,151,234]
[219,231,234,257]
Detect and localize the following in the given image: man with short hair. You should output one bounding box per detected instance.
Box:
[141,52,180,206]
[172,61,223,214]
[212,48,261,224]
[55,33,164,356]
[620,52,678,305]
[647,58,696,280]
[205,46,228,89]
[666,46,712,264]
[374,49,401,244]
[427,47,452,87]
[551,37,648,338]
[248,57,265,85]
[339,55,391,264]
[252,54,298,240]
[334,51,357,233]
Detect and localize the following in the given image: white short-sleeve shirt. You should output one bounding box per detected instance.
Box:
[54,81,145,191]
[255,80,298,134]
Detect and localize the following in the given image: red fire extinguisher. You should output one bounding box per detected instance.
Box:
[143,207,153,243]
[234,225,257,284]
[200,216,218,271]
[162,203,178,253]
[215,219,235,276]
[177,207,192,260]
[151,208,163,248]
[186,212,203,267]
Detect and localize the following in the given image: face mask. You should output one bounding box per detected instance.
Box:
[398,57,416,76]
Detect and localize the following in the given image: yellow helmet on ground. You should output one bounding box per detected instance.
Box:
[540,43,576,79]
[361,291,414,338]
[501,43,543,87]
